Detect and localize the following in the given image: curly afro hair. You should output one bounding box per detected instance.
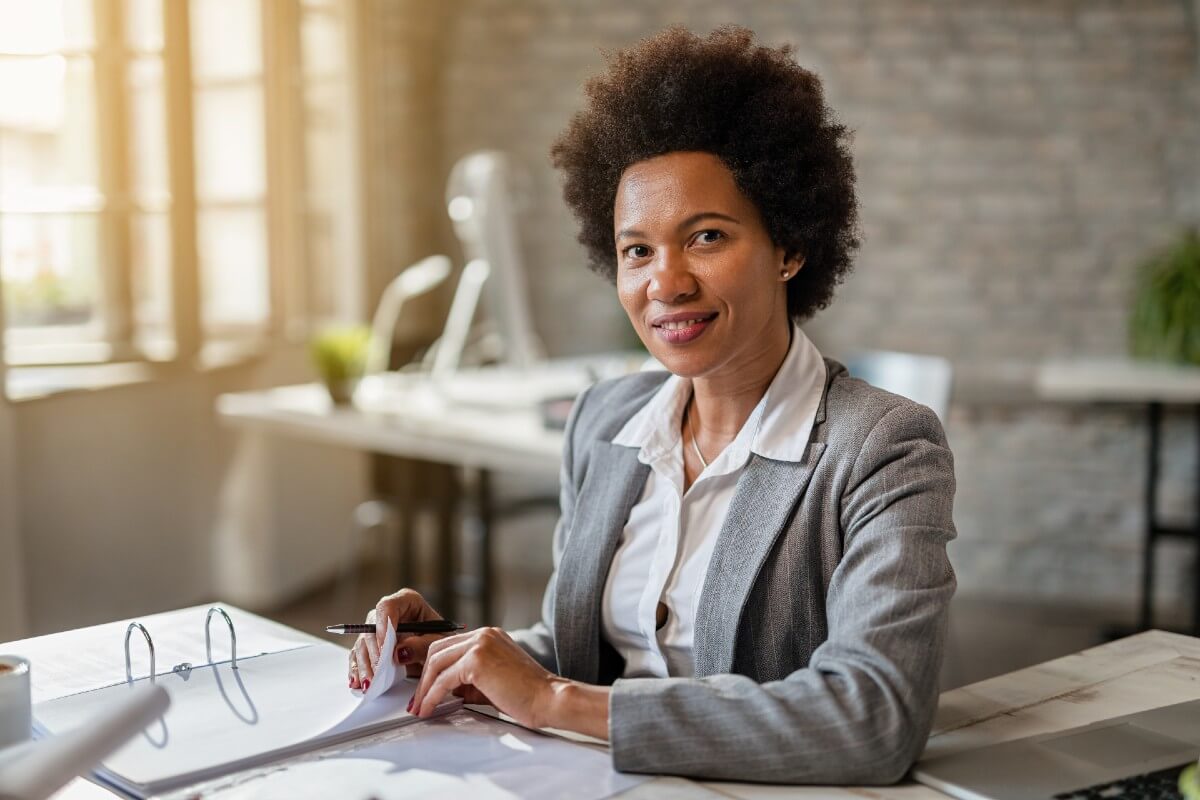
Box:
[551,26,859,322]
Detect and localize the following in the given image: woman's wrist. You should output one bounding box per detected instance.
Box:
[537,677,610,741]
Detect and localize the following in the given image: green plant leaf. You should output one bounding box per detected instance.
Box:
[309,325,370,383]
[1129,229,1200,365]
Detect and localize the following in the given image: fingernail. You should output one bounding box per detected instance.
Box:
[348,679,353,688]
[363,680,370,691]
[397,647,412,662]
[406,697,413,712]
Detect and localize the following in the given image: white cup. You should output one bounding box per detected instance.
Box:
[0,654,31,750]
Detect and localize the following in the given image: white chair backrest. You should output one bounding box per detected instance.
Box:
[365,254,452,376]
[844,351,954,422]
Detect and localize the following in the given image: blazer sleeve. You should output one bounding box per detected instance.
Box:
[508,385,591,673]
[607,401,957,784]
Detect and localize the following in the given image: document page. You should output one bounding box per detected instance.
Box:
[33,641,457,796]
[216,711,647,800]
[6,604,316,704]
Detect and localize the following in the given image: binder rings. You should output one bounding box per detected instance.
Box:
[31,606,459,798]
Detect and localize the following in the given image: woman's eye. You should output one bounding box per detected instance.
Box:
[694,230,723,245]
[623,245,650,259]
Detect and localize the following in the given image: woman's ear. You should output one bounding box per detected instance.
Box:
[779,253,806,281]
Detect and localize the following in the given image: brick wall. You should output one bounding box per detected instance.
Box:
[367,1,1200,618]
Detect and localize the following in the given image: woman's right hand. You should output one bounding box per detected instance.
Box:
[348,589,447,690]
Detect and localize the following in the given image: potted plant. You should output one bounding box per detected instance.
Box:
[1129,229,1200,365]
[309,325,370,405]
[1181,763,1200,800]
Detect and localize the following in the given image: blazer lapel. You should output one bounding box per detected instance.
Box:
[553,440,649,684]
[693,442,826,677]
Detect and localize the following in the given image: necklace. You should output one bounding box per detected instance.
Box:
[687,402,709,470]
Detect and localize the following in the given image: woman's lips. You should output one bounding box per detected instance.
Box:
[651,314,717,344]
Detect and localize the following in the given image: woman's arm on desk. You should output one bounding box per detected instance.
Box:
[408,626,610,737]
[405,384,605,729]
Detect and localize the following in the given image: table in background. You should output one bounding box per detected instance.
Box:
[216,360,642,624]
[1036,357,1200,634]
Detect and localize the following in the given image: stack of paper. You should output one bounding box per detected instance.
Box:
[32,618,457,797]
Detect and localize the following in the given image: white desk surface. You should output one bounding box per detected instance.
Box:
[1036,356,1200,404]
[217,376,566,479]
[28,627,1200,799]
[216,356,656,478]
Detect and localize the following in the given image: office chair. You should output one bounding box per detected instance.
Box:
[843,350,954,423]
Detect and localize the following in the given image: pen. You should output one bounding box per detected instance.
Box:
[324,620,466,635]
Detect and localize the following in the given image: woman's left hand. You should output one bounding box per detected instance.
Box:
[408,626,566,730]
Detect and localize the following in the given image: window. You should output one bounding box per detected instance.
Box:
[0,0,360,369]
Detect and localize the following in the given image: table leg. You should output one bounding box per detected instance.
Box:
[1140,402,1161,632]
[476,469,495,626]
[437,467,459,622]
[1193,405,1200,636]
[390,460,414,592]
[396,496,414,592]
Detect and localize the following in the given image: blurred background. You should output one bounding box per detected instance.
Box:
[1,0,1198,690]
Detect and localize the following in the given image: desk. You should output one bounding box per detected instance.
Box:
[216,372,571,623]
[217,358,652,622]
[23,623,1200,799]
[1036,357,1200,633]
[217,377,567,480]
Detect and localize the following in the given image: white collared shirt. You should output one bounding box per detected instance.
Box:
[601,326,827,678]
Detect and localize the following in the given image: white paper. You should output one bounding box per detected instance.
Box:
[362,621,400,701]
[3,605,316,704]
[33,641,458,796]
[217,711,647,800]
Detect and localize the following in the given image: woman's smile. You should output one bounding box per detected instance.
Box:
[650,311,718,344]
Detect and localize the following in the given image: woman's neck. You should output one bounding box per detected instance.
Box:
[689,322,792,440]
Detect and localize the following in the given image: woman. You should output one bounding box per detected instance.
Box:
[348,26,955,785]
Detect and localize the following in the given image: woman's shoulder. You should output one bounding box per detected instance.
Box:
[569,370,671,444]
[821,359,949,452]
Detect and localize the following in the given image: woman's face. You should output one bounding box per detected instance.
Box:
[613,151,799,380]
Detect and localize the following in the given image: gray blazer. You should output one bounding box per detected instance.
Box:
[510,359,957,784]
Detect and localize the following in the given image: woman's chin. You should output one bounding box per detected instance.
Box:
[647,346,719,379]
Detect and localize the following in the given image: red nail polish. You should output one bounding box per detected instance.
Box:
[363,679,370,691]
[407,697,413,712]
[397,647,412,662]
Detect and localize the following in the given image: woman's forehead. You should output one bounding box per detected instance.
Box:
[614,151,749,230]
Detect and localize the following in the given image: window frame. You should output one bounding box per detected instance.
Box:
[0,0,361,372]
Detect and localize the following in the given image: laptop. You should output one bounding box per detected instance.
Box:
[913,699,1200,800]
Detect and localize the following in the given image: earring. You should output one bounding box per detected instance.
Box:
[780,269,791,279]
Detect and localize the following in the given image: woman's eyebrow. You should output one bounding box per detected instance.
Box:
[615,211,741,242]
[677,211,740,231]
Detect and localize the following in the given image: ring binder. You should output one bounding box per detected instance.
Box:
[124,623,155,684]
[123,606,241,687]
[32,603,464,799]
[205,606,238,670]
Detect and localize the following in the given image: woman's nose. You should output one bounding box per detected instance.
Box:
[646,250,698,305]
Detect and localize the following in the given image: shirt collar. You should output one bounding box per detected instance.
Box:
[611,325,826,465]
[610,371,688,465]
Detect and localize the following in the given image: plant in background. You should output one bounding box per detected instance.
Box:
[309,325,370,405]
[1181,763,1200,800]
[1129,228,1200,366]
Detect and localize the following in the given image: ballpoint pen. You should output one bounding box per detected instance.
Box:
[324,620,466,635]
